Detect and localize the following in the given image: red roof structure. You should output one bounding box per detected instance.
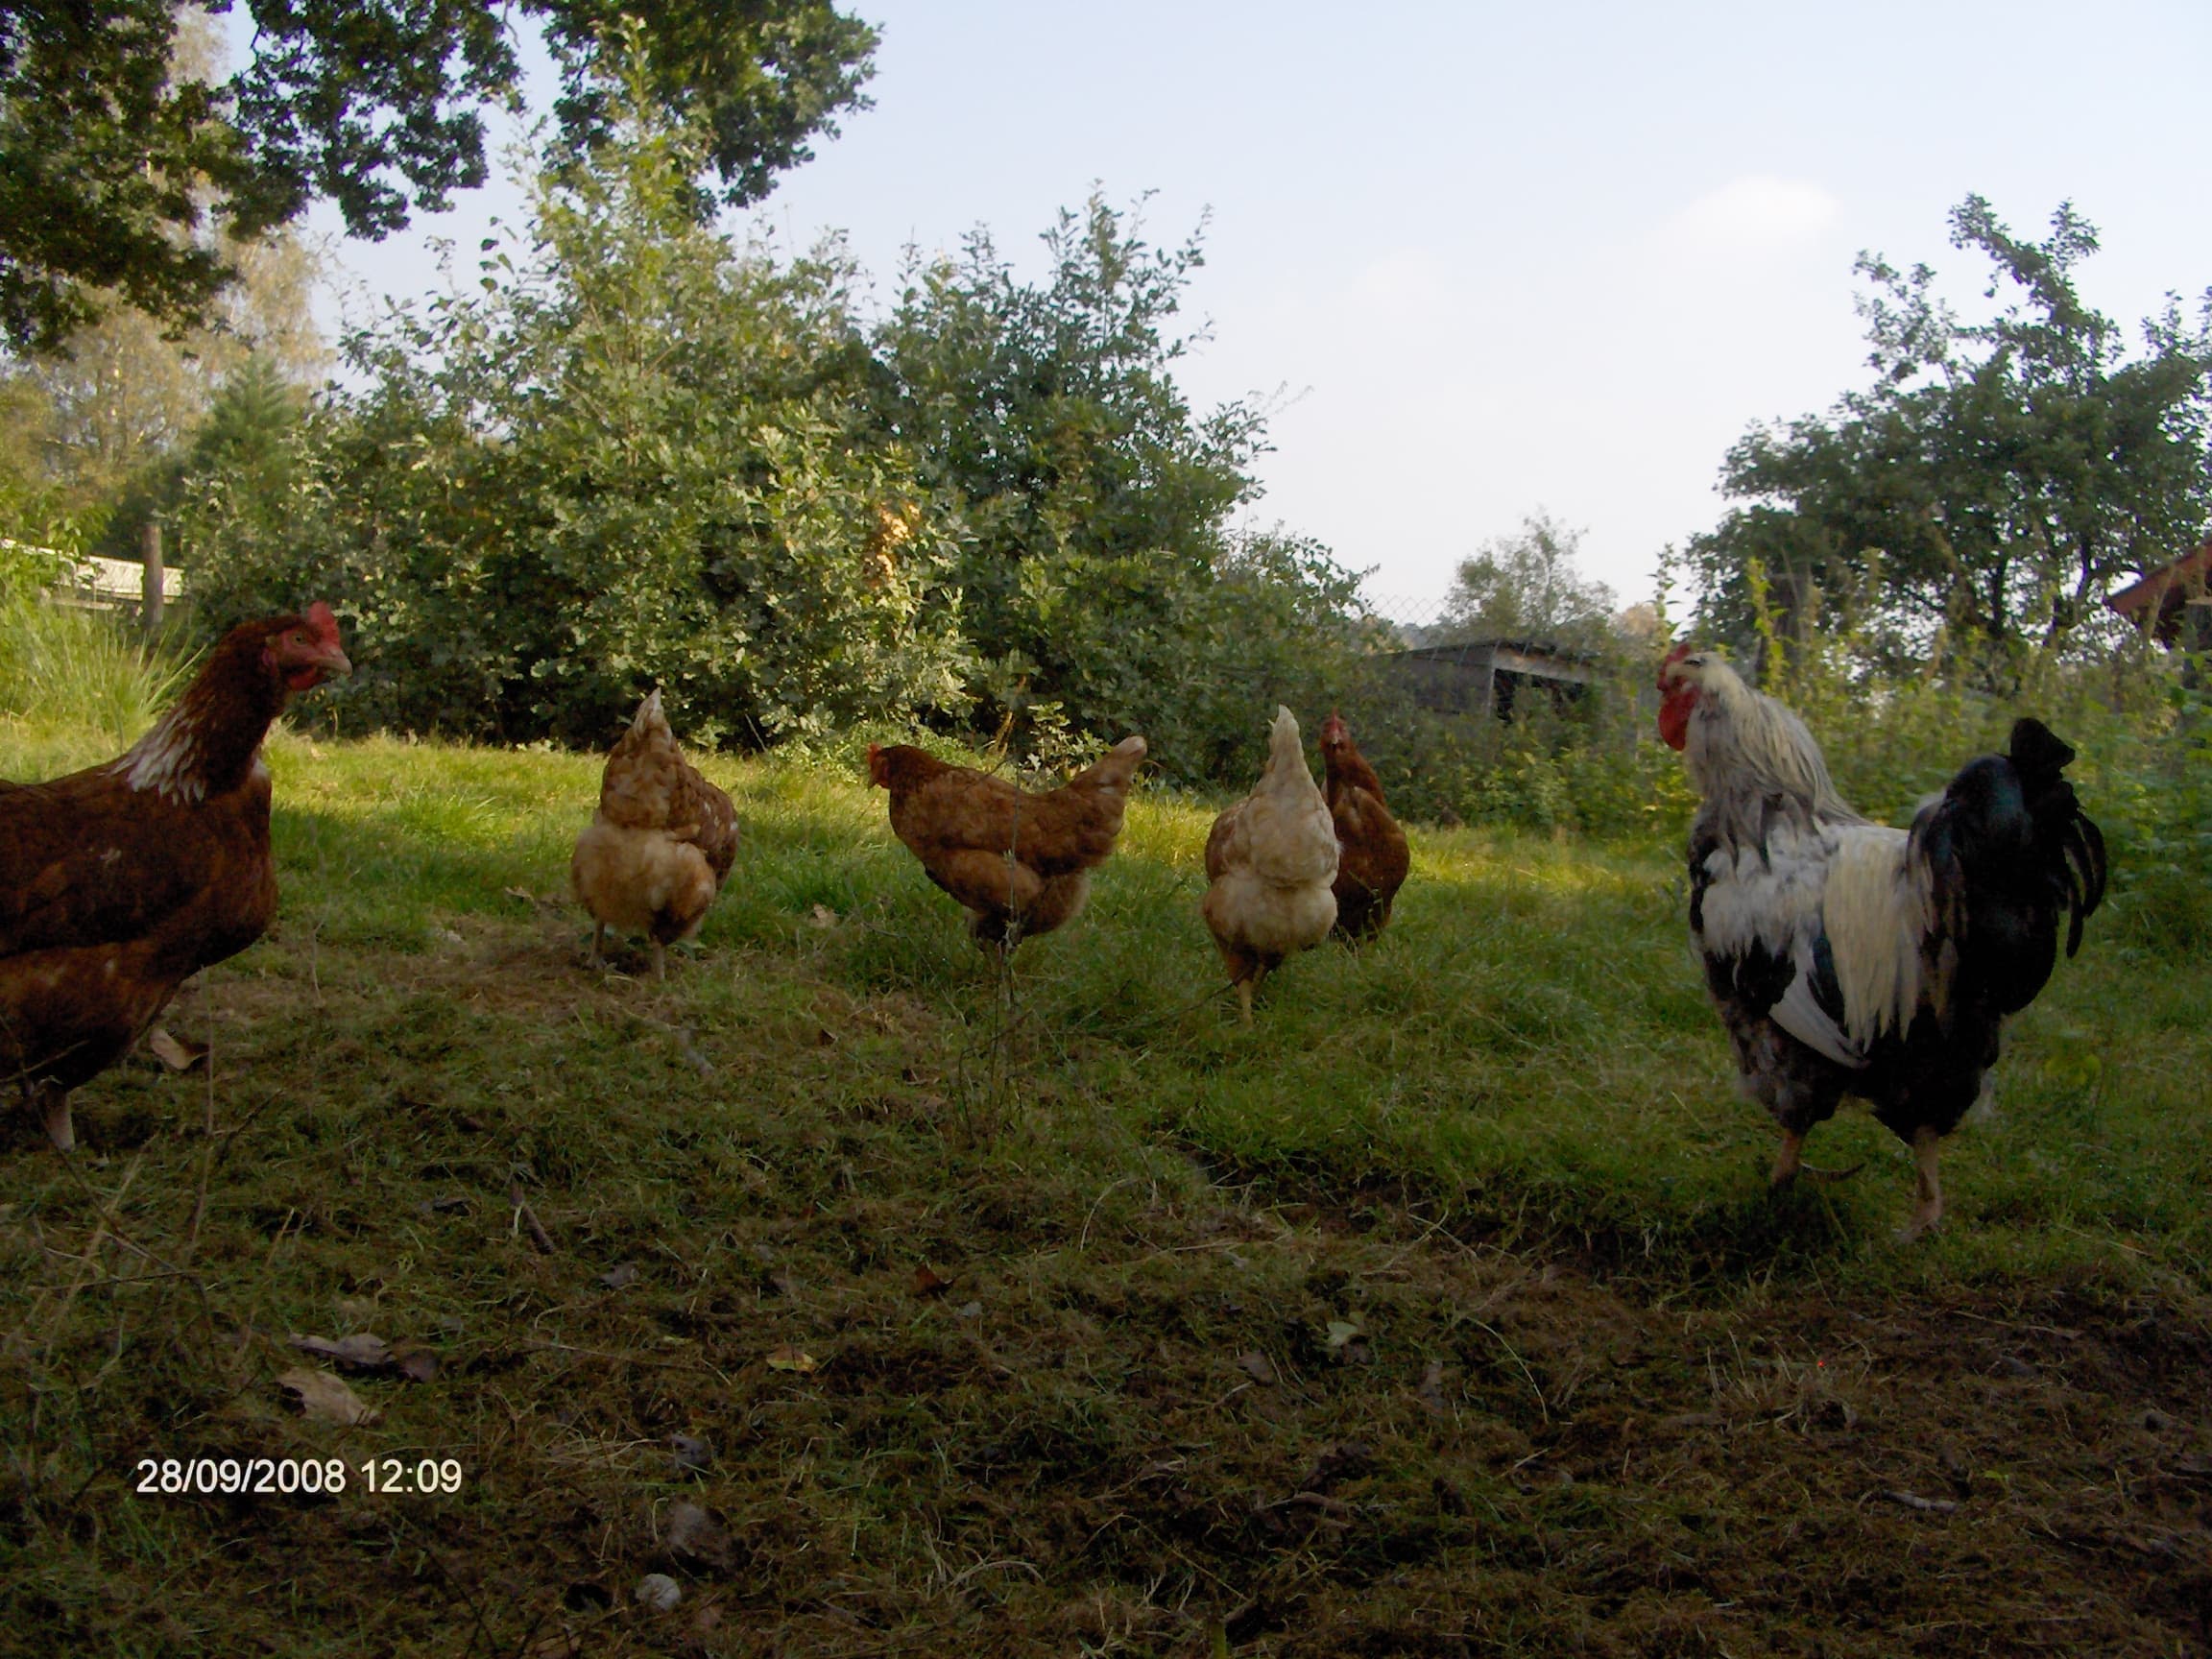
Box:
[2106,540,2212,646]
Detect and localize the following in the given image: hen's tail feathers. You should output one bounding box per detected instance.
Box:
[1073,734,1147,791]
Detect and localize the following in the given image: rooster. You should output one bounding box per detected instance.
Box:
[866,735,1147,951]
[571,690,739,979]
[1657,645,2105,1237]
[1,604,351,1150]
[1201,707,1341,1021]
[1317,711,1409,942]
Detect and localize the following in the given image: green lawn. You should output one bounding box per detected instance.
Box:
[3,727,2208,1656]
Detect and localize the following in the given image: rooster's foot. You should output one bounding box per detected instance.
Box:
[146,1026,209,1072]
[37,1087,74,1153]
[1896,1127,1944,1242]
[1769,1132,1864,1190]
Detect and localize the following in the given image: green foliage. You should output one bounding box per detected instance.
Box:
[180,61,971,748]
[876,196,1339,777]
[0,599,191,747]
[1688,197,2212,682]
[1443,511,1622,652]
[0,0,876,350]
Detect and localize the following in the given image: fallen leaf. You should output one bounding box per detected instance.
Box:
[145,1027,209,1071]
[665,1501,737,1571]
[503,886,536,903]
[1298,1441,1373,1494]
[1236,1351,1278,1386]
[952,1301,982,1321]
[808,904,837,928]
[277,1368,378,1425]
[395,1346,441,1383]
[911,1265,951,1299]
[291,1333,393,1371]
[596,1262,640,1291]
[764,1345,819,1374]
[1323,1320,1361,1352]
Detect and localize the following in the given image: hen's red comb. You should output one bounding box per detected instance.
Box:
[302,601,342,647]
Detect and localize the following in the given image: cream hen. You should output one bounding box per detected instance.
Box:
[571,690,738,978]
[1200,707,1340,1021]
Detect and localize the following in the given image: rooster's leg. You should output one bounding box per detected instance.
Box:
[1769,1131,1805,1189]
[1898,1126,1944,1241]
[36,1085,74,1153]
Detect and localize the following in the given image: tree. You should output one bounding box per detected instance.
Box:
[179,51,966,746]
[1442,511,1620,651]
[0,211,326,556]
[0,0,877,350]
[875,195,1338,772]
[1687,197,2212,676]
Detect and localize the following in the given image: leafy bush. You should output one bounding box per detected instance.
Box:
[178,62,974,750]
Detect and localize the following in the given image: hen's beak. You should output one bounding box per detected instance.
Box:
[286,643,352,692]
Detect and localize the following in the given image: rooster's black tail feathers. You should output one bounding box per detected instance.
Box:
[2007,718,2107,958]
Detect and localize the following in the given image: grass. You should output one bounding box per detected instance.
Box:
[2,722,2210,1656]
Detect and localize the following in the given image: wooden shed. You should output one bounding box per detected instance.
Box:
[2107,541,2212,649]
[1382,637,1598,720]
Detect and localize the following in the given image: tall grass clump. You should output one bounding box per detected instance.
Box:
[0,596,195,752]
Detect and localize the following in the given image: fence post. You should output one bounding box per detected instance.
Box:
[140,516,163,637]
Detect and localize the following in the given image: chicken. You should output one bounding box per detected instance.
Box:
[1658,645,2105,1238]
[570,690,739,979]
[1318,710,1409,942]
[866,735,1147,950]
[1201,707,1341,1020]
[1,603,351,1150]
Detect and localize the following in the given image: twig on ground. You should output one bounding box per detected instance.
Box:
[509,1180,556,1255]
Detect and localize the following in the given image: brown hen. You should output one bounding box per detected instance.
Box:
[1318,710,1408,942]
[867,735,1146,950]
[0,603,350,1150]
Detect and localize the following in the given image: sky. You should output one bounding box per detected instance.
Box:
[299,0,2212,616]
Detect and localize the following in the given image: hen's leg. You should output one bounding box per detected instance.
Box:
[37,1084,73,1152]
[588,922,607,969]
[651,940,667,981]
[1898,1127,1944,1241]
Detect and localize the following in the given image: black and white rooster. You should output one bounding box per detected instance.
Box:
[1657,644,2106,1238]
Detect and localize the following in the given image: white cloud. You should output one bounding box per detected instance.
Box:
[1663,175,1842,254]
